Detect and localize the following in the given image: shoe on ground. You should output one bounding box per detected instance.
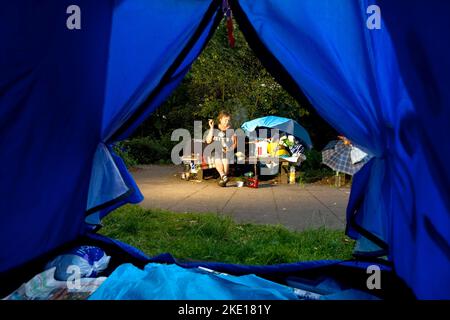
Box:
[218,178,226,187]
[222,175,229,184]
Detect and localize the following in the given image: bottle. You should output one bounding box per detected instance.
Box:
[190,161,197,173]
[289,166,296,184]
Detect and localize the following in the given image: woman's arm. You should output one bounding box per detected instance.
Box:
[229,134,237,151]
[206,119,214,144]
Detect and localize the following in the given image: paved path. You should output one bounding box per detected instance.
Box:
[131,165,351,231]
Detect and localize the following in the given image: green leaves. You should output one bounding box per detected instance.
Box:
[133,19,337,150]
[135,20,308,138]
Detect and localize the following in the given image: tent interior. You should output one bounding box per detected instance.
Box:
[0,0,449,299]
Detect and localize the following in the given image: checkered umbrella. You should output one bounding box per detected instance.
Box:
[321,140,369,175]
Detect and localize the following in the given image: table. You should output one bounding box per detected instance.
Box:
[242,156,297,184]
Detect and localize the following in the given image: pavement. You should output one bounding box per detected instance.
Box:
[130,165,351,231]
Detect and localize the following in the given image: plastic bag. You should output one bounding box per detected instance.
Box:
[45,246,111,281]
[350,146,368,164]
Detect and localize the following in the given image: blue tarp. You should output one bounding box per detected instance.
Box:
[89,263,299,300]
[241,115,313,149]
[1,0,449,299]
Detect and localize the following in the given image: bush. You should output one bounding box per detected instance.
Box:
[299,149,334,183]
[113,142,138,168]
[121,136,173,164]
[298,168,334,184]
[301,149,323,171]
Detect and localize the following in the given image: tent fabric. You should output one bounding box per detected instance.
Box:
[86,144,144,225]
[0,0,113,274]
[241,116,313,148]
[0,0,222,274]
[86,143,130,213]
[1,0,449,299]
[375,0,450,299]
[86,0,222,222]
[102,0,222,142]
[147,252,390,276]
[231,0,449,298]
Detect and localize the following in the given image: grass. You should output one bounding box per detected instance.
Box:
[99,205,355,265]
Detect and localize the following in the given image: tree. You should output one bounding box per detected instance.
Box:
[133,18,337,149]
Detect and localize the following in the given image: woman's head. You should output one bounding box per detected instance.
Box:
[217,111,231,128]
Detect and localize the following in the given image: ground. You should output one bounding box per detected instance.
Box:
[130,165,351,232]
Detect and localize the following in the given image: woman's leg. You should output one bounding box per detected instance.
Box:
[215,157,230,187]
[222,158,229,176]
[215,158,225,177]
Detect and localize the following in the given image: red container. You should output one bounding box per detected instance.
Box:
[246,177,259,188]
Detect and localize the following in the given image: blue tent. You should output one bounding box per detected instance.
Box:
[1,0,449,299]
[241,115,313,149]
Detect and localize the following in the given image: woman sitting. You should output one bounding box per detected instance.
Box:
[205,111,237,187]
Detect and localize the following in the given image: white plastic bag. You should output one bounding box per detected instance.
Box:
[350,146,367,164]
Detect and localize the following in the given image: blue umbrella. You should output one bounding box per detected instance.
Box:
[241,116,312,149]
